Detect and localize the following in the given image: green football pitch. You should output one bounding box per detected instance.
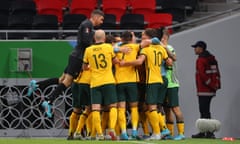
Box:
[0,138,239,144]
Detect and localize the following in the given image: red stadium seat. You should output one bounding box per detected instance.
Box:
[102,0,127,22]
[145,13,172,28]
[145,13,173,33]
[34,0,39,7]
[70,0,97,18]
[59,0,69,8]
[125,0,132,6]
[34,0,67,8]
[36,0,64,23]
[130,0,156,15]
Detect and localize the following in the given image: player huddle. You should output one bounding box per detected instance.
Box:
[66,28,184,141]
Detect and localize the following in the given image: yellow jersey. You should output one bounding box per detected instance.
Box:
[83,43,116,88]
[140,44,168,84]
[115,43,140,83]
[73,70,91,84]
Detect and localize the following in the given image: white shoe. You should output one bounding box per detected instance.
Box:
[73,132,84,140]
[96,134,104,140]
[105,134,112,140]
[146,134,161,140]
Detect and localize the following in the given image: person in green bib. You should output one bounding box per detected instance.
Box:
[160,28,185,140]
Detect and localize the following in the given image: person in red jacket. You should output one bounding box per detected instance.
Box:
[191,41,220,139]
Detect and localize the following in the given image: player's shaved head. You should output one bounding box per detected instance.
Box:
[94,29,105,42]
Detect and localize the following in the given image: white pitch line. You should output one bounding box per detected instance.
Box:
[117,140,155,144]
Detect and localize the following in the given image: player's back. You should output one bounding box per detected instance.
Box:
[84,43,115,87]
[141,44,168,84]
[115,43,140,83]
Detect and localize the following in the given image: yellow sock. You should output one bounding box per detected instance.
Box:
[101,111,109,133]
[75,112,88,134]
[130,107,139,130]
[92,111,102,136]
[177,122,185,135]
[109,107,117,130]
[166,122,174,136]
[141,111,150,135]
[86,112,92,136]
[118,107,127,133]
[90,128,97,138]
[68,112,80,136]
[147,110,160,134]
[89,112,96,138]
[115,122,121,136]
[90,125,96,138]
[158,112,167,131]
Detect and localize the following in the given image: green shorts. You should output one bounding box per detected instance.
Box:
[71,82,91,108]
[116,83,139,103]
[164,87,179,107]
[145,83,164,105]
[138,83,146,103]
[91,84,118,106]
[158,76,168,104]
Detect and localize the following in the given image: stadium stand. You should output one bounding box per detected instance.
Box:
[0,14,8,29]
[99,14,117,30]
[62,14,86,30]
[102,0,128,22]
[145,13,173,29]
[184,0,198,16]
[29,14,59,39]
[36,0,64,23]
[0,14,8,39]
[0,0,10,16]
[69,0,97,18]
[8,14,33,39]
[130,0,156,15]
[62,14,87,38]
[120,13,145,30]
[9,0,36,16]
[0,0,228,39]
[157,0,186,23]
[59,0,70,9]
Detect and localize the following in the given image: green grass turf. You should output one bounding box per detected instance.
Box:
[0,138,239,144]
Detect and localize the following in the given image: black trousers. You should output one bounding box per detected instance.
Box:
[198,96,214,119]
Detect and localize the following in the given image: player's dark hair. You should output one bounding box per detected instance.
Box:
[121,31,132,42]
[91,9,104,17]
[144,28,158,38]
[105,34,115,44]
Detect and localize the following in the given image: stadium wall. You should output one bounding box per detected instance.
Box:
[169,13,240,138]
[0,40,75,85]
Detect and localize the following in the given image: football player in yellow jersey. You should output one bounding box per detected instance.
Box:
[83,29,119,140]
[67,69,91,140]
[114,31,140,140]
[120,28,172,140]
